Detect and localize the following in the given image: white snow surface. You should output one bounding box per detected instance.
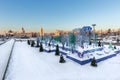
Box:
[3,41,120,80]
[0,39,15,80]
[0,41,4,44]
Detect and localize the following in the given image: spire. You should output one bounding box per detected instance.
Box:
[40,27,44,40]
[22,27,25,33]
[40,27,44,36]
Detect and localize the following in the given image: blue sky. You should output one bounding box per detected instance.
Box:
[0,0,120,33]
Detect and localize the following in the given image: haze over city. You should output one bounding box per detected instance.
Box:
[0,0,120,34]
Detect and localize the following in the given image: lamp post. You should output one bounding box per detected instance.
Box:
[92,24,96,46]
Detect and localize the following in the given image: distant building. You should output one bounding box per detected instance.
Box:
[54,30,69,36]
[6,30,14,37]
[14,32,32,38]
[5,28,33,38]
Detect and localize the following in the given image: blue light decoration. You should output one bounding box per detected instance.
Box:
[82,26,92,31]
[79,26,92,47]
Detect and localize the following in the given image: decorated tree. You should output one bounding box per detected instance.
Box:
[59,55,66,63]
[69,33,76,45]
[39,42,44,52]
[55,44,59,56]
[54,36,61,42]
[91,57,97,67]
[69,32,76,53]
[61,34,66,49]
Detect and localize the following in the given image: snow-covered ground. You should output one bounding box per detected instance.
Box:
[0,41,5,45]
[3,41,120,80]
[0,39,15,80]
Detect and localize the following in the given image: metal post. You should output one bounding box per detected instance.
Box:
[92,24,96,46]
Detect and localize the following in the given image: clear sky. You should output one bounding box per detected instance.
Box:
[0,0,120,33]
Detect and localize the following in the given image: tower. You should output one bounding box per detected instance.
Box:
[22,27,25,33]
[40,27,44,40]
[41,27,43,36]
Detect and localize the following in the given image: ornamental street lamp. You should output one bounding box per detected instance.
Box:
[92,24,96,46]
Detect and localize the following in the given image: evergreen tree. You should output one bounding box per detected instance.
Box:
[114,45,116,49]
[69,33,76,46]
[55,44,59,56]
[109,42,113,49]
[89,40,92,45]
[59,55,66,63]
[117,39,119,43]
[54,36,61,42]
[98,41,101,47]
[31,40,35,47]
[91,57,97,67]
[48,43,51,52]
[27,40,30,45]
[39,42,44,52]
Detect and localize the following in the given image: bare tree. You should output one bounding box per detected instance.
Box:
[61,34,66,49]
